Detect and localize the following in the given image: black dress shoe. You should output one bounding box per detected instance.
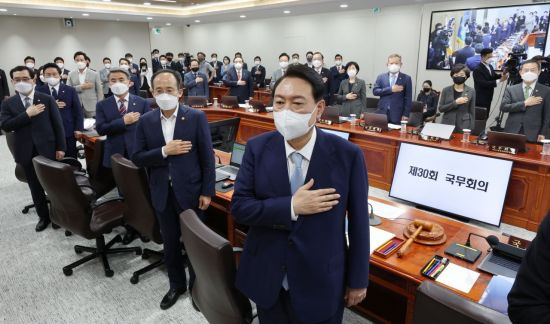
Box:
[122,228,138,245]
[160,287,187,310]
[35,218,50,232]
[51,222,60,229]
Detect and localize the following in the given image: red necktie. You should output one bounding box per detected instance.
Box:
[118,98,127,115]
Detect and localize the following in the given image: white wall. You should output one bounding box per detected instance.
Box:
[0,16,151,93]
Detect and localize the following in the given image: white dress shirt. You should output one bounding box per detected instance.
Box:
[160,105,179,158]
[78,68,87,85]
[285,127,317,221]
[19,88,35,107]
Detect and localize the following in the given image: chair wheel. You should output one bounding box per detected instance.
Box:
[105,269,114,277]
[130,275,139,284]
[22,208,29,214]
[135,248,143,256]
[65,230,72,237]
[74,247,83,254]
[63,268,73,276]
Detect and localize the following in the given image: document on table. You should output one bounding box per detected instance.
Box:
[369,200,405,220]
[388,123,402,130]
[436,263,480,294]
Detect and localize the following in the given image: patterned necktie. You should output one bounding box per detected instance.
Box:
[237,70,241,81]
[51,87,58,100]
[390,75,396,87]
[118,98,127,115]
[24,97,31,109]
[524,85,531,100]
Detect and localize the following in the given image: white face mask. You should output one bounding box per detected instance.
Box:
[347,70,357,78]
[104,63,111,69]
[274,105,317,141]
[39,75,45,83]
[110,82,129,96]
[76,61,87,70]
[255,61,261,66]
[46,77,60,87]
[312,60,322,68]
[234,63,243,70]
[335,60,342,66]
[155,93,179,110]
[56,63,64,70]
[120,64,129,70]
[521,71,538,83]
[388,64,400,73]
[154,54,159,59]
[160,60,167,65]
[25,62,35,69]
[292,58,299,63]
[15,81,33,94]
[279,61,289,69]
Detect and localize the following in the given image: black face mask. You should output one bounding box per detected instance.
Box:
[453,76,466,85]
[191,67,199,72]
[167,57,173,62]
[423,87,431,93]
[307,57,313,62]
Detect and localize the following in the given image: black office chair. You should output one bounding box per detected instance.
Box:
[86,139,116,198]
[413,280,511,324]
[408,101,425,127]
[366,97,379,113]
[3,131,36,214]
[33,155,142,277]
[187,96,208,108]
[110,154,165,284]
[472,106,488,136]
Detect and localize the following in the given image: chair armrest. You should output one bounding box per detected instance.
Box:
[91,196,124,209]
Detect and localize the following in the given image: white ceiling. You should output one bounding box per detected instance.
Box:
[0,0,453,26]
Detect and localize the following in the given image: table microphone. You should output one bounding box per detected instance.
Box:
[485,235,525,262]
[368,203,381,226]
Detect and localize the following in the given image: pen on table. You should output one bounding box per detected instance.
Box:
[377,239,395,252]
[430,258,448,277]
[382,242,399,254]
[426,259,441,275]
[432,262,448,278]
[428,262,445,277]
[423,258,436,273]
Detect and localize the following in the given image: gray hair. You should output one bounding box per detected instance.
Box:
[107,68,130,79]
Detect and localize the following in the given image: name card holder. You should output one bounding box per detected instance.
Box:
[364,125,382,133]
[419,135,442,142]
[319,119,334,125]
[221,104,234,109]
[489,145,517,155]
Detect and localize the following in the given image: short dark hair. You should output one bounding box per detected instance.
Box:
[474,44,484,54]
[235,52,242,56]
[190,58,199,64]
[159,55,166,59]
[450,63,470,78]
[306,51,314,56]
[480,48,493,56]
[335,54,342,59]
[223,56,231,63]
[313,51,324,59]
[177,52,184,57]
[197,52,206,57]
[465,37,473,46]
[85,55,91,62]
[151,69,183,90]
[254,56,261,61]
[279,52,290,60]
[345,61,360,72]
[119,58,130,65]
[10,66,35,79]
[521,59,541,71]
[24,56,35,63]
[54,57,64,63]
[166,52,174,57]
[273,64,325,102]
[423,80,433,87]
[233,57,243,63]
[125,53,133,58]
[292,53,299,58]
[211,53,218,57]
[531,55,545,62]
[108,68,130,79]
[42,63,62,75]
[74,51,86,60]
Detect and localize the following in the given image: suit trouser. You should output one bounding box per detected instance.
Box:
[257,288,345,324]
[65,136,78,159]
[155,184,198,290]
[21,152,49,220]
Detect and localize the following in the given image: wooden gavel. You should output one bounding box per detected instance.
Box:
[397,220,434,258]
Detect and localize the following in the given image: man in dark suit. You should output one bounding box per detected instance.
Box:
[304,51,314,68]
[223,57,254,103]
[508,209,550,324]
[473,48,508,118]
[500,59,550,142]
[164,53,179,71]
[454,37,476,65]
[210,53,223,83]
[119,58,141,96]
[124,53,140,78]
[466,44,484,71]
[0,68,9,105]
[329,54,348,104]
[36,63,83,158]
[24,56,43,87]
[184,59,209,98]
[132,69,215,310]
[0,66,66,231]
[152,49,161,73]
[251,56,266,88]
[53,57,70,84]
[311,52,333,104]
[232,65,369,324]
[234,52,248,70]
[373,53,413,124]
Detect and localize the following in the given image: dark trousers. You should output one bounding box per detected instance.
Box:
[65,136,77,159]
[22,159,49,221]
[156,185,197,290]
[258,289,345,324]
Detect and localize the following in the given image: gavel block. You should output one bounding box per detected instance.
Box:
[397,220,446,257]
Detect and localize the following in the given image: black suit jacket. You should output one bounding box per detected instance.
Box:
[314,67,333,103]
[211,61,223,82]
[508,210,550,324]
[473,63,500,109]
[0,69,9,104]
[0,91,66,165]
[250,65,266,88]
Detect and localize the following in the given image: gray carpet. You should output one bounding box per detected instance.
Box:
[0,139,372,324]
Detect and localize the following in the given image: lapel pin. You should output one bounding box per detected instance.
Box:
[133,102,136,106]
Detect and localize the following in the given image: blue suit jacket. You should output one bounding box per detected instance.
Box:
[132,105,216,212]
[231,128,370,323]
[329,65,348,98]
[36,83,83,138]
[129,74,141,96]
[466,55,482,71]
[454,46,475,64]
[183,71,209,98]
[222,67,254,103]
[373,72,412,124]
[95,94,150,167]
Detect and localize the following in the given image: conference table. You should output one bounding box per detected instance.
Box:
[209,85,272,105]
[202,106,550,232]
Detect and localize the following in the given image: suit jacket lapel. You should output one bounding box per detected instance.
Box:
[265,133,291,197]
[173,104,190,139]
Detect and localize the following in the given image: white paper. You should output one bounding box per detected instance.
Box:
[83,118,96,130]
[369,200,405,220]
[368,226,395,255]
[388,123,402,130]
[436,263,480,294]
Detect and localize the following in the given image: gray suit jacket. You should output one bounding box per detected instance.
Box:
[67,68,103,116]
[99,68,111,95]
[438,84,476,132]
[501,82,550,142]
[269,68,286,88]
[337,78,367,116]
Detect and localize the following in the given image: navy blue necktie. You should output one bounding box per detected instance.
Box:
[51,87,58,100]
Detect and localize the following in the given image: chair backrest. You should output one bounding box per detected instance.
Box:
[110,154,162,244]
[179,209,252,324]
[472,106,488,136]
[187,96,208,108]
[221,96,239,109]
[3,131,27,182]
[366,97,379,109]
[475,106,488,121]
[408,101,425,127]
[413,280,511,324]
[87,139,116,197]
[32,156,95,239]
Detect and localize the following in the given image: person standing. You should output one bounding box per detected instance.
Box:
[132,69,215,310]
[210,53,223,83]
[416,80,439,119]
[337,61,367,117]
[0,66,66,231]
[270,53,290,88]
[0,68,9,105]
[231,64,369,324]
[473,48,508,117]
[373,53,412,124]
[223,57,254,103]
[438,64,476,133]
[184,59,209,98]
[99,57,113,98]
[53,57,70,84]
[311,52,332,104]
[67,51,103,118]
[251,56,266,88]
[329,54,348,104]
